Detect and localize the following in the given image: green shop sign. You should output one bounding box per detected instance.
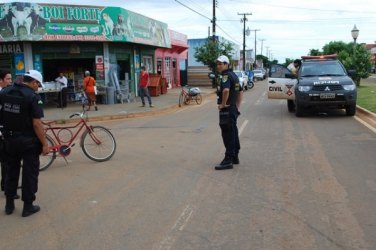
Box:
[0,2,171,47]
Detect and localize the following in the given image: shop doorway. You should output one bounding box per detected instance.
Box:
[43,58,94,81]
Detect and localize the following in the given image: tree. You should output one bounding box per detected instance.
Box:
[309,49,321,56]
[194,38,234,87]
[194,39,234,70]
[320,41,372,86]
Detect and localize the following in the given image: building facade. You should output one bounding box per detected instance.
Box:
[0,2,187,101]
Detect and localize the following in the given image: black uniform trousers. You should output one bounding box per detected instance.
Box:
[219,105,240,157]
[0,138,8,191]
[4,135,41,203]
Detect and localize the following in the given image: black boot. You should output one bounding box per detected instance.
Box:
[5,197,15,215]
[215,156,233,170]
[22,203,40,217]
[232,155,240,165]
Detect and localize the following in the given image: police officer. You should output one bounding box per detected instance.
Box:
[0,70,20,199]
[215,55,242,170]
[0,70,49,217]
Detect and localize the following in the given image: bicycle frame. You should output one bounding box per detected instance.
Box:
[44,117,100,157]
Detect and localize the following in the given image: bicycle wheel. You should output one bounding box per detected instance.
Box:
[184,94,191,105]
[81,126,116,162]
[195,94,202,105]
[39,134,56,171]
[178,92,184,107]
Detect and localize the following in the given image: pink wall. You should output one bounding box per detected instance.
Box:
[154,30,188,88]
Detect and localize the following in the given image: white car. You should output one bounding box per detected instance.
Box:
[253,69,264,80]
[233,70,250,90]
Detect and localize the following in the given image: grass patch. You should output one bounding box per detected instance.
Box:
[357,77,376,113]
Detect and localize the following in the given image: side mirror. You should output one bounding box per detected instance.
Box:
[208,72,216,79]
[347,69,356,77]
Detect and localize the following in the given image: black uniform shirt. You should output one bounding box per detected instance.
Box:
[219,69,240,106]
[0,83,44,134]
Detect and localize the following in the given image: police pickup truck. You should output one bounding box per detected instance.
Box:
[268,54,357,117]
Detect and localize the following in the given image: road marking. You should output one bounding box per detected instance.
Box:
[239,119,248,135]
[155,204,194,250]
[354,116,376,134]
[255,91,266,105]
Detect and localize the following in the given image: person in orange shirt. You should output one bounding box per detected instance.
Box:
[83,71,98,111]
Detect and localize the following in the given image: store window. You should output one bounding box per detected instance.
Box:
[142,56,153,73]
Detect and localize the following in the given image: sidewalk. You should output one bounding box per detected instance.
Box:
[43,86,215,123]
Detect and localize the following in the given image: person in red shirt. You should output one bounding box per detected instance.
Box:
[139,66,153,107]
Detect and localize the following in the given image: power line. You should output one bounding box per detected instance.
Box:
[174,0,211,21]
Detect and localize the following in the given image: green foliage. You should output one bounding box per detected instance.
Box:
[319,41,372,85]
[309,49,321,56]
[194,39,234,71]
[283,58,294,67]
[357,79,376,113]
[256,55,271,68]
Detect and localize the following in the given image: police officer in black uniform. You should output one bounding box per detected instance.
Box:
[215,55,242,170]
[0,70,20,199]
[0,70,49,217]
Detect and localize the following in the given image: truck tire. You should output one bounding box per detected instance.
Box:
[295,102,305,117]
[287,100,295,112]
[345,104,356,116]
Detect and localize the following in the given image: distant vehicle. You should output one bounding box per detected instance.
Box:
[261,68,267,79]
[233,70,254,90]
[268,54,357,116]
[253,69,264,80]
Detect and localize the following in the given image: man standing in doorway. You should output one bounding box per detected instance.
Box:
[55,72,68,108]
[139,66,153,108]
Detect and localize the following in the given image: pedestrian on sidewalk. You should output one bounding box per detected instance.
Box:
[83,71,98,111]
[139,66,153,108]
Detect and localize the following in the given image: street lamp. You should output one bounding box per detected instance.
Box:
[351,25,359,43]
[351,25,359,57]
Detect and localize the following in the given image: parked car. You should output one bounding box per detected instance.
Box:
[253,69,264,81]
[233,70,253,90]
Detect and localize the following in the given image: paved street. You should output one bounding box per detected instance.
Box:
[1,80,375,250]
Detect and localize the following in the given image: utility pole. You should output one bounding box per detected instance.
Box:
[212,0,216,41]
[259,38,266,56]
[238,13,252,71]
[250,29,260,68]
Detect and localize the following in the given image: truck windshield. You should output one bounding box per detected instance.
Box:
[300,62,346,77]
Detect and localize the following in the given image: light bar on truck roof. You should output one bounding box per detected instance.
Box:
[301,54,337,60]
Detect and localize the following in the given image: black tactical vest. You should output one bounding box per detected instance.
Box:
[0,86,33,133]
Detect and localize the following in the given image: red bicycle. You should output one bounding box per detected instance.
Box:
[40,110,116,171]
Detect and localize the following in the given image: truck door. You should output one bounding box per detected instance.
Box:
[268,64,297,100]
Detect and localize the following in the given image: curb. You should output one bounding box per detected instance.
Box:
[356,105,376,118]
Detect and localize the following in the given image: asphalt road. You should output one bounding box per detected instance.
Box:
[1,80,375,250]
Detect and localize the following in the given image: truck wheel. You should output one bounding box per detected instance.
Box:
[295,102,305,117]
[287,100,295,112]
[345,104,356,116]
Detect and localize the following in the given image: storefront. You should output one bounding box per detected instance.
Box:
[155,30,188,88]
[0,2,172,102]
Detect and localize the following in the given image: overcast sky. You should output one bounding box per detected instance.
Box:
[3,0,376,62]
